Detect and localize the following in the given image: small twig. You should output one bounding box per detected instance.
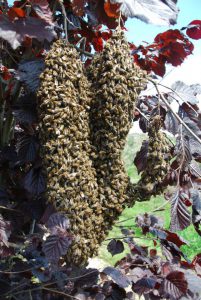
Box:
[29,219,36,234]
[151,200,169,212]
[189,164,201,178]
[42,287,78,299]
[105,235,156,241]
[135,107,149,121]
[116,217,135,224]
[158,83,199,116]
[74,45,93,57]
[58,0,68,42]
[150,79,201,146]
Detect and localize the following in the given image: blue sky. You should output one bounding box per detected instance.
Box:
[125,0,201,54]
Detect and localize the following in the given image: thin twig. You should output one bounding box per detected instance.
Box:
[42,287,79,299]
[151,200,169,212]
[135,107,149,121]
[29,219,36,234]
[150,79,201,146]
[158,83,199,116]
[58,0,68,42]
[116,216,135,224]
[74,45,93,57]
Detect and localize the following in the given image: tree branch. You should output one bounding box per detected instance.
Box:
[58,0,68,42]
[150,79,201,146]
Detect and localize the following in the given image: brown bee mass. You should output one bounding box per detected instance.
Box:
[38,31,149,265]
[37,40,103,265]
[135,115,172,200]
[87,29,148,230]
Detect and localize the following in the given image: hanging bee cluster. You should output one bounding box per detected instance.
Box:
[135,115,172,200]
[38,31,149,265]
[37,40,104,265]
[87,29,148,230]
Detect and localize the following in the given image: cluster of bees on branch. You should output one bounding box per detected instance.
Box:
[37,31,171,265]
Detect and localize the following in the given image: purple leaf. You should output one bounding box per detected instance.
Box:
[190,189,201,236]
[74,268,99,288]
[0,188,9,206]
[102,267,131,288]
[46,213,70,233]
[13,93,37,124]
[17,60,45,93]
[133,277,157,295]
[134,140,149,173]
[24,167,46,195]
[16,134,38,163]
[43,233,72,262]
[0,16,56,49]
[163,271,188,299]
[165,110,179,135]
[169,81,199,105]
[170,190,191,231]
[110,0,178,25]
[107,239,124,256]
[30,0,53,24]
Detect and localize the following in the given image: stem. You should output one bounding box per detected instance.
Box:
[150,79,201,146]
[58,0,68,42]
[74,45,94,57]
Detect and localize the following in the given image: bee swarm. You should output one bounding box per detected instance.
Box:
[135,115,172,200]
[38,31,149,265]
[87,29,148,231]
[37,40,103,265]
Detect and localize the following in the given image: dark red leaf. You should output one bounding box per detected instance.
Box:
[7,7,26,20]
[71,0,87,16]
[163,271,188,299]
[150,249,157,257]
[107,239,124,256]
[186,20,201,40]
[165,230,188,248]
[104,0,120,18]
[92,36,104,52]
